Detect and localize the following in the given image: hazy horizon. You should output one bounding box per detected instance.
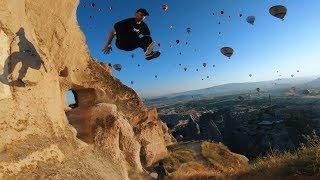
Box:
[143,75,320,99]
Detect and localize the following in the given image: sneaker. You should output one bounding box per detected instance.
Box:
[145,51,161,61]
[145,41,155,56]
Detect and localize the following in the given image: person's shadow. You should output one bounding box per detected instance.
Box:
[0,28,47,87]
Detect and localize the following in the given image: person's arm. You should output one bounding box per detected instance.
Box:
[103,28,116,54]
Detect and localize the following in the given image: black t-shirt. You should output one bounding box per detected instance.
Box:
[114,18,150,40]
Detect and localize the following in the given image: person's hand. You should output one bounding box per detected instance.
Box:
[103,44,112,54]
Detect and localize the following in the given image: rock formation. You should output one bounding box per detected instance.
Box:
[0,0,174,179]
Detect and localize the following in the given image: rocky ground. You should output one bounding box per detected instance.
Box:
[159,93,320,159]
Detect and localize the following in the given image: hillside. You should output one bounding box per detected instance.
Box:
[308,78,320,88]
[147,77,319,106]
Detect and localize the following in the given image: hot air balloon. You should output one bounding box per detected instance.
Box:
[256,88,261,93]
[162,4,169,11]
[184,67,187,71]
[290,86,296,95]
[246,16,256,25]
[203,63,207,68]
[186,27,192,34]
[269,5,287,20]
[221,47,234,58]
[113,64,122,71]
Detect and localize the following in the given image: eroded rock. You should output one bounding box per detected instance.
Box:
[0,0,174,179]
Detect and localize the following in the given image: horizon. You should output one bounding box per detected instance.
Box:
[76,0,320,98]
[144,75,320,99]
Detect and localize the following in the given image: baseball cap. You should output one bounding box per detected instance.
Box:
[136,8,149,16]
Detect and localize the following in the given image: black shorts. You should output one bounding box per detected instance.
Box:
[116,38,139,51]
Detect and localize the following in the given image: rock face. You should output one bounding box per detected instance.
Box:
[171,113,223,143]
[0,1,174,179]
[198,113,223,142]
[172,116,201,141]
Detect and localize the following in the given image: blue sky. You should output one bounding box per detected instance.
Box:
[76,0,320,98]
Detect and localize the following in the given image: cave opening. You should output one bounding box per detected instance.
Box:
[65,88,98,143]
[67,90,78,108]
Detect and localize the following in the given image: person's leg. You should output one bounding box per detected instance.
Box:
[138,36,160,60]
[138,36,153,53]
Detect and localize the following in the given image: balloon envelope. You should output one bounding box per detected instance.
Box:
[186,27,192,34]
[256,88,261,92]
[221,47,234,58]
[113,64,122,71]
[162,4,169,11]
[269,5,287,20]
[246,16,256,25]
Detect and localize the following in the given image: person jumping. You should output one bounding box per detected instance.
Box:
[103,8,160,60]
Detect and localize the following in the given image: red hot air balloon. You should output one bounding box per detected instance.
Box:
[162,4,169,11]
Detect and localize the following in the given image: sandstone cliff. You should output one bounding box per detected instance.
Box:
[0,0,174,179]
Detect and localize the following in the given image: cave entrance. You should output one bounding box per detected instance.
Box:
[66,90,78,108]
[65,88,97,143]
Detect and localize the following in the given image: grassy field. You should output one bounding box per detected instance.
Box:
[243,133,320,177]
[153,136,320,179]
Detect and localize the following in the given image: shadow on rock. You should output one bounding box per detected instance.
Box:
[0,27,47,87]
